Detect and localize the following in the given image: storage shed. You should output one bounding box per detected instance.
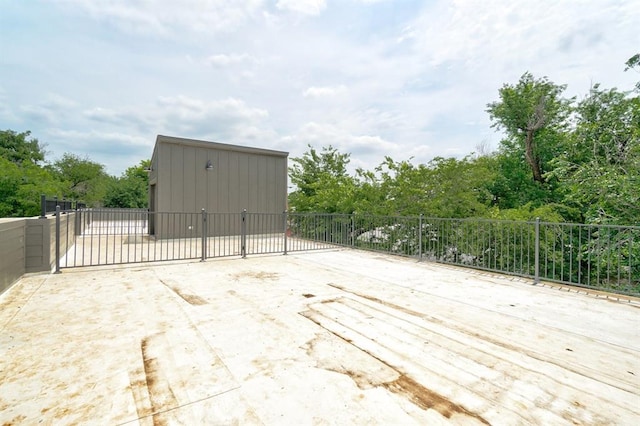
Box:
[148,135,288,237]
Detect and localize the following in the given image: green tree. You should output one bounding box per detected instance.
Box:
[0,129,46,165]
[625,53,640,92]
[0,157,65,217]
[104,160,150,208]
[288,145,357,213]
[425,156,495,218]
[352,155,495,218]
[0,130,64,217]
[487,72,572,184]
[361,157,430,215]
[51,153,110,206]
[549,85,640,224]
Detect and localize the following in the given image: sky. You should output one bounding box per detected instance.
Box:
[1,0,639,176]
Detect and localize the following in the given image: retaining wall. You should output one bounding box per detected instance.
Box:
[0,219,26,295]
[0,213,80,295]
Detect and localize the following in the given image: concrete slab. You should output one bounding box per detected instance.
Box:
[1,249,639,425]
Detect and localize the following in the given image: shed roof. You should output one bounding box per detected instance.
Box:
[153,135,289,159]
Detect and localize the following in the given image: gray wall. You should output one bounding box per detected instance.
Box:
[0,219,26,295]
[150,136,288,237]
[24,218,48,273]
[25,213,79,273]
[0,213,83,296]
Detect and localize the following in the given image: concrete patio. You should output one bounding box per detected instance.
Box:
[1,248,639,425]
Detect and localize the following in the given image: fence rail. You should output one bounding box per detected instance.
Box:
[287,213,639,296]
[41,194,86,217]
[54,209,640,296]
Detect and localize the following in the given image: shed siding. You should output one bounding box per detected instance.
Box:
[150,135,288,237]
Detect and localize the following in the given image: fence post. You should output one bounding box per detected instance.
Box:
[418,214,423,261]
[283,210,288,255]
[55,205,61,274]
[40,194,46,218]
[241,209,247,258]
[534,217,540,284]
[351,214,355,246]
[201,208,207,262]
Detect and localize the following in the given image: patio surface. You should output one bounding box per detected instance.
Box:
[1,248,639,425]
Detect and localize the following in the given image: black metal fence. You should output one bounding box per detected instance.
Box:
[287,213,639,296]
[53,209,640,296]
[40,194,86,217]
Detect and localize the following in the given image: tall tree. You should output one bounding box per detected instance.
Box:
[0,130,64,217]
[0,129,45,165]
[549,85,640,224]
[288,145,357,213]
[625,53,640,92]
[0,156,65,217]
[104,160,150,208]
[51,153,110,206]
[487,72,572,184]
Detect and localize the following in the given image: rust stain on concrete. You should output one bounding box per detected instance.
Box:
[1,414,26,426]
[158,279,207,305]
[231,271,280,281]
[301,305,490,424]
[140,337,180,426]
[384,374,490,424]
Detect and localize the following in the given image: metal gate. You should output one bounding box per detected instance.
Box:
[55,208,336,269]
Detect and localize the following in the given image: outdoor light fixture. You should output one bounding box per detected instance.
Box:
[206,160,214,171]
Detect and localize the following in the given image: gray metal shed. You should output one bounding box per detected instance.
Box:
[148,135,288,237]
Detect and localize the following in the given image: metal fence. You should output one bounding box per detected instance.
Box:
[54,209,640,296]
[40,194,86,217]
[287,213,640,296]
[55,209,333,270]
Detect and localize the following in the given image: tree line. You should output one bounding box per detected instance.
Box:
[2,56,638,224]
[290,58,639,226]
[0,129,149,217]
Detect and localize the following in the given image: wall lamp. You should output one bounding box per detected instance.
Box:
[206,160,214,171]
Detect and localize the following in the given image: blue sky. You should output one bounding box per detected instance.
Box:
[1,0,638,176]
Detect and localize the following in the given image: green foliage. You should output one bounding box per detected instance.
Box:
[485,203,569,223]
[104,160,150,208]
[360,156,495,218]
[0,129,45,165]
[0,131,65,217]
[549,85,640,224]
[51,153,110,206]
[625,53,640,92]
[288,145,357,213]
[487,72,572,184]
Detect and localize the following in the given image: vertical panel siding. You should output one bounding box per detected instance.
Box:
[245,154,256,212]
[170,145,184,212]
[183,146,197,212]
[153,138,287,235]
[195,147,208,212]
[158,142,173,212]
[0,220,26,294]
[218,150,230,212]
[266,157,277,213]
[208,149,220,212]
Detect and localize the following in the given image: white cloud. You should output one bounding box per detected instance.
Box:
[276,0,326,15]
[285,121,397,162]
[302,85,347,98]
[59,0,265,35]
[155,96,268,123]
[2,0,638,178]
[206,53,255,67]
[50,129,150,149]
[404,0,639,87]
